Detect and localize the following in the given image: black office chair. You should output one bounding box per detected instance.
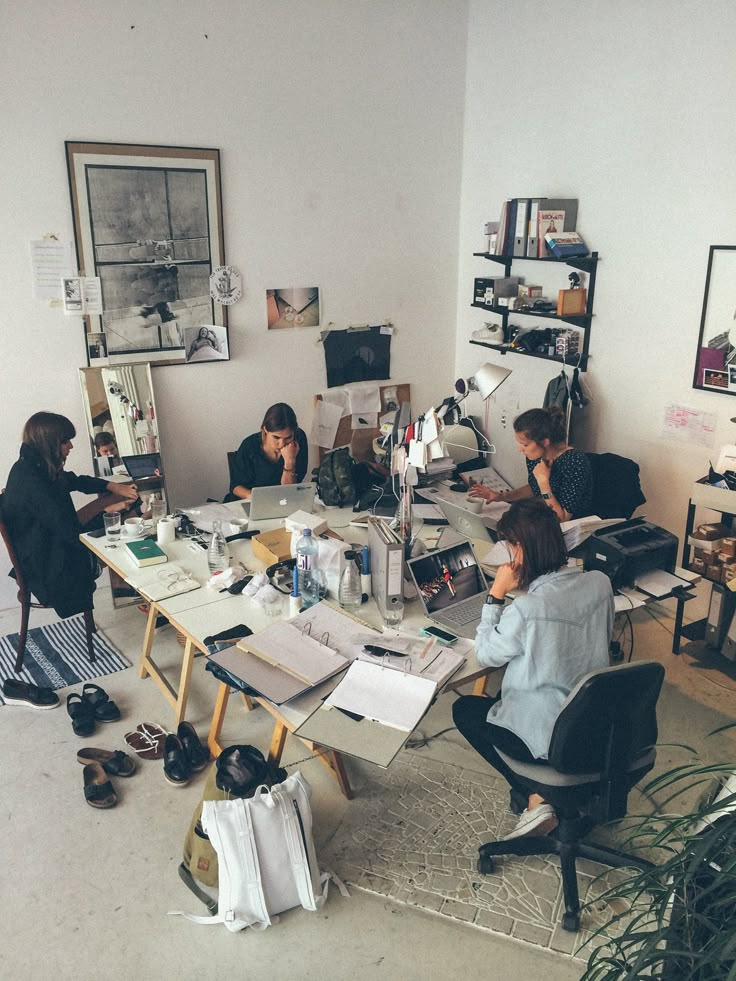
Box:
[478,660,665,932]
[586,452,646,519]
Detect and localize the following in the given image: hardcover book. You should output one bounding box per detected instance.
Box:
[537,210,566,255]
[124,539,168,567]
[545,231,589,258]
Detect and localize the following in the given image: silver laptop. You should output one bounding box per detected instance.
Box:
[406,540,489,639]
[244,483,316,522]
[436,498,498,543]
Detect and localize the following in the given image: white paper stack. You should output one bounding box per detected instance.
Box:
[325,660,437,731]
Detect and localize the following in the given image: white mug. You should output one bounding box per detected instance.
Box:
[465,498,483,514]
[124,517,144,536]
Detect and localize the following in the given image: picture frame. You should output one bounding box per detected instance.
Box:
[692,245,736,395]
[65,141,227,367]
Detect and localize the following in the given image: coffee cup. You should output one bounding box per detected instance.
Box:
[465,498,483,514]
[124,517,144,536]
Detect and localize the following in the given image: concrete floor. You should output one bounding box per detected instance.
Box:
[1,578,734,981]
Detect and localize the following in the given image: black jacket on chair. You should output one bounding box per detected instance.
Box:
[586,452,646,519]
[3,444,108,618]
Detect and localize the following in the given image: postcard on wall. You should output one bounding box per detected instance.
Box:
[183,325,229,363]
[266,287,320,329]
[62,277,84,314]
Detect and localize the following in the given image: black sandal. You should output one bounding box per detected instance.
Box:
[67,693,95,737]
[83,762,117,809]
[76,748,136,777]
[163,734,192,787]
[177,722,209,772]
[81,683,121,723]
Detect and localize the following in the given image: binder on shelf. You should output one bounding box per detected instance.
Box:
[367,516,404,619]
[526,197,545,257]
[513,198,529,256]
[705,582,736,649]
[504,198,518,256]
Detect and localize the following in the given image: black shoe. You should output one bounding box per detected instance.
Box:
[2,678,60,710]
[163,734,192,786]
[177,721,209,772]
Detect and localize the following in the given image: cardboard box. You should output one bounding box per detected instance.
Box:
[689,535,724,553]
[251,528,293,566]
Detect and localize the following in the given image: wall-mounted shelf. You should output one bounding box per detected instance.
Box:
[471,250,599,369]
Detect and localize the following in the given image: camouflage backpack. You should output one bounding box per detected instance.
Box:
[315,447,357,507]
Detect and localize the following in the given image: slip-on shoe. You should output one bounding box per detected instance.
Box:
[2,678,60,709]
[163,734,192,787]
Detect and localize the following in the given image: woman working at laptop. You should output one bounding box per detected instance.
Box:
[226,402,308,502]
[453,498,613,839]
[468,406,592,521]
[2,412,138,618]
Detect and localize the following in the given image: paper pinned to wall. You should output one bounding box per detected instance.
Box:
[30,239,75,300]
[320,388,350,418]
[352,413,377,430]
[311,399,344,448]
[347,384,381,414]
[661,403,716,447]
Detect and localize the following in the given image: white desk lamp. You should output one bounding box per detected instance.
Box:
[440,363,512,462]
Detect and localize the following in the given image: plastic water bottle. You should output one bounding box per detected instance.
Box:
[207,520,229,574]
[338,550,362,613]
[295,528,318,592]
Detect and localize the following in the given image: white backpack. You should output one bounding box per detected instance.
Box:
[171,771,341,931]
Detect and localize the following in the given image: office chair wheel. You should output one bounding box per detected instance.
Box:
[562,911,580,933]
[477,854,495,875]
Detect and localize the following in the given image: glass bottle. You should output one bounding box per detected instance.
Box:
[338,550,362,613]
[207,520,229,574]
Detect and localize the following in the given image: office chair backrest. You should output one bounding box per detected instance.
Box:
[586,452,646,519]
[227,451,236,483]
[0,492,26,599]
[548,661,664,775]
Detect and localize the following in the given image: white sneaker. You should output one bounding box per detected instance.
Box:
[472,326,502,342]
[503,803,558,841]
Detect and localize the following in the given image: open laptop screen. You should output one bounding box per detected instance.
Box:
[122,453,162,479]
[407,542,487,615]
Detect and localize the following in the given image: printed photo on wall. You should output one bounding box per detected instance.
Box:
[87,333,108,364]
[183,325,229,363]
[692,246,736,395]
[266,287,320,329]
[323,325,391,388]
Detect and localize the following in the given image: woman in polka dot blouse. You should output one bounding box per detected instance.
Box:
[468,406,593,521]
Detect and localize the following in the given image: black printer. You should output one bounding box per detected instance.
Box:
[583,518,678,588]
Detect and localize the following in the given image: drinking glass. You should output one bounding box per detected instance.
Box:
[150,499,166,531]
[382,600,405,630]
[103,512,121,544]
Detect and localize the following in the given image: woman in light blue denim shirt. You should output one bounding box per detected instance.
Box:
[453,498,614,840]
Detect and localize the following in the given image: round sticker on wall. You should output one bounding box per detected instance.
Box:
[209,266,242,305]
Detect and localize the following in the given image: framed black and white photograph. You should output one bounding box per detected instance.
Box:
[692,245,736,395]
[65,141,228,366]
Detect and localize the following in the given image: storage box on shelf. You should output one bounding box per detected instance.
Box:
[470,251,598,369]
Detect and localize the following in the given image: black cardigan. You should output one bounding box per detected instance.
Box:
[3,444,109,617]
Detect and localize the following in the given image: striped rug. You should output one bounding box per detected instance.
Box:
[0,614,131,704]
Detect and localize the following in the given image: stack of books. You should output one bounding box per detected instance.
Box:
[488,198,580,258]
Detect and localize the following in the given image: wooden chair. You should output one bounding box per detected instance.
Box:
[0,492,96,673]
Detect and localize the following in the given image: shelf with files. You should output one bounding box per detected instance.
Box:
[471,251,598,369]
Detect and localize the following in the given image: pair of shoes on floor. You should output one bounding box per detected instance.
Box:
[163,722,209,787]
[503,803,558,840]
[124,722,169,760]
[79,748,136,809]
[137,603,169,630]
[66,684,121,736]
[2,678,60,710]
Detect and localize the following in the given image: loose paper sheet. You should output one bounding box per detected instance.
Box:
[311,399,344,448]
[346,384,381,414]
[320,389,351,418]
[30,240,75,300]
[661,403,716,447]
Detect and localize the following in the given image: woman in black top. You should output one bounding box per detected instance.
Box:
[469,406,593,521]
[227,403,308,502]
[3,412,138,618]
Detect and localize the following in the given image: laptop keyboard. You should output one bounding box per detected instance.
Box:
[441,597,485,626]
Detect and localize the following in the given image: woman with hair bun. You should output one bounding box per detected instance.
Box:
[468,406,592,521]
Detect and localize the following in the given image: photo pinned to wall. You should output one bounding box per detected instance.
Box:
[62,277,83,313]
[65,141,227,367]
[323,325,391,388]
[692,246,736,395]
[183,325,229,363]
[266,287,320,329]
[87,333,108,364]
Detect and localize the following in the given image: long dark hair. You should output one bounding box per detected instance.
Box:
[514,406,567,445]
[496,498,567,587]
[22,412,76,480]
[261,403,298,435]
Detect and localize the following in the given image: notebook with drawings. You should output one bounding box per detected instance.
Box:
[406,540,489,639]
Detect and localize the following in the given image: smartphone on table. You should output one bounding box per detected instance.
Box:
[419,624,459,645]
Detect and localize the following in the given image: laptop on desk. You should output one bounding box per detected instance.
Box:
[435,498,498,543]
[244,483,316,522]
[406,540,489,640]
[122,452,162,479]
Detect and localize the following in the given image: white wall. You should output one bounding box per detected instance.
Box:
[456,0,736,538]
[0,1,468,605]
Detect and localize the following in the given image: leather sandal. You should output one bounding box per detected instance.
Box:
[124,729,164,760]
[83,762,117,809]
[81,683,121,723]
[163,734,192,787]
[67,693,95,737]
[77,748,136,777]
[177,722,209,772]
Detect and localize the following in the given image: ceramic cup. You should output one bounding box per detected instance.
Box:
[465,498,483,514]
[124,517,144,537]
